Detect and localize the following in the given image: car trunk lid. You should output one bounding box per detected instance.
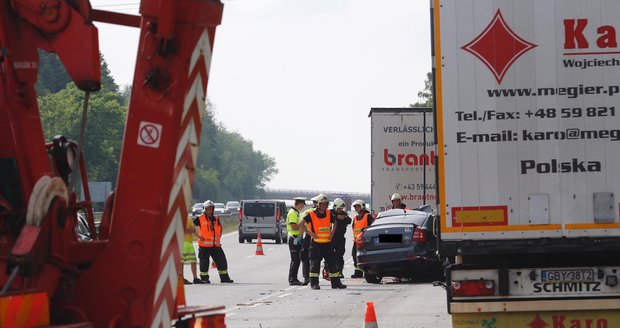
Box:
[362,223,416,250]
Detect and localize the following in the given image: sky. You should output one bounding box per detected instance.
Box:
[91,0,431,193]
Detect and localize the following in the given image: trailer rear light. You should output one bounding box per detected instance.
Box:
[239,209,243,223]
[413,228,428,243]
[451,279,495,297]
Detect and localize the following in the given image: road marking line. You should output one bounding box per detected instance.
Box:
[245,255,255,258]
[226,312,236,317]
[277,293,292,298]
[266,247,274,251]
[285,286,296,291]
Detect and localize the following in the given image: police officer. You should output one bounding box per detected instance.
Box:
[391,193,408,210]
[194,200,234,283]
[286,197,306,285]
[351,199,373,278]
[331,198,351,279]
[298,194,346,290]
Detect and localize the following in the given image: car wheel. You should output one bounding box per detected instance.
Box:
[365,274,382,284]
[238,233,244,244]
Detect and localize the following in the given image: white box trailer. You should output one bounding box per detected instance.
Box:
[369,108,436,214]
[433,0,620,326]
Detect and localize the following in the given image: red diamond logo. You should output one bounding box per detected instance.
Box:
[527,314,549,328]
[461,9,537,84]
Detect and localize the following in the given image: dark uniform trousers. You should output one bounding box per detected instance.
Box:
[309,241,343,287]
[332,237,346,275]
[300,235,310,280]
[288,236,301,281]
[351,243,359,271]
[198,246,230,280]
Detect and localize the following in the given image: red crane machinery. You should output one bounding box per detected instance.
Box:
[0,0,225,326]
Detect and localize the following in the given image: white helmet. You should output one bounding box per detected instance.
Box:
[332,198,346,210]
[311,196,319,203]
[315,194,329,204]
[203,200,215,208]
[391,193,401,201]
[352,199,366,209]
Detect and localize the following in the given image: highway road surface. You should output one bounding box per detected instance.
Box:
[183,231,452,328]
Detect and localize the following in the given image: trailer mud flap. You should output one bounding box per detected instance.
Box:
[453,310,619,328]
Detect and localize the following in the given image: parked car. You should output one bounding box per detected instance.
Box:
[356,205,442,284]
[238,199,288,244]
[213,203,230,216]
[225,201,240,214]
[191,202,204,218]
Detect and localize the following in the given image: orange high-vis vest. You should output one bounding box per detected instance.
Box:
[198,214,222,247]
[352,213,370,240]
[308,210,332,243]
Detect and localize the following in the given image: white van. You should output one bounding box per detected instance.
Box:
[238,200,287,244]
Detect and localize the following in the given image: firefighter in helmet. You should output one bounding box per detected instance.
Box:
[351,199,373,278]
[298,194,347,289]
[331,198,351,278]
[194,200,234,283]
[391,193,407,210]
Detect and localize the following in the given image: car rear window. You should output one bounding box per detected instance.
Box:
[244,202,275,217]
[375,214,428,226]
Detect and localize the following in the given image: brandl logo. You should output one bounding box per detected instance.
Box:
[461,9,537,84]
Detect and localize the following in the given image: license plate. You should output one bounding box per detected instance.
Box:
[372,237,379,245]
[541,269,594,283]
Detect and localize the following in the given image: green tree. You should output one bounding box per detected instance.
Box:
[38,84,127,185]
[35,50,71,95]
[411,72,433,108]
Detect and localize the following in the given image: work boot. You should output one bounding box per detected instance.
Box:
[309,277,320,289]
[289,278,302,286]
[220,274,234,283]
[193,278,206,284]
[200,276,211,284]
[351,270,364,279]
[301,279,310,286]
[183,278,192,285]
[331,277,347,289]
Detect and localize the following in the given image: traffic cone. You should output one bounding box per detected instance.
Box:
[363,301,378,328]
[255,233,265,255]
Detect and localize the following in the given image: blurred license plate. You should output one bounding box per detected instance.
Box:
[541,269,594,283]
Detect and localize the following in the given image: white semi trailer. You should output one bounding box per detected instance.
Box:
[433,0,620,326]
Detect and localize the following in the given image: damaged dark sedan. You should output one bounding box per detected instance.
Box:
[356,206,442,283]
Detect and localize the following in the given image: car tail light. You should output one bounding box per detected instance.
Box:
[413,227,428,243]
[239,208,243,223]
[276,208,281,222]
[451,279,495,297]
[355,233,365,249]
